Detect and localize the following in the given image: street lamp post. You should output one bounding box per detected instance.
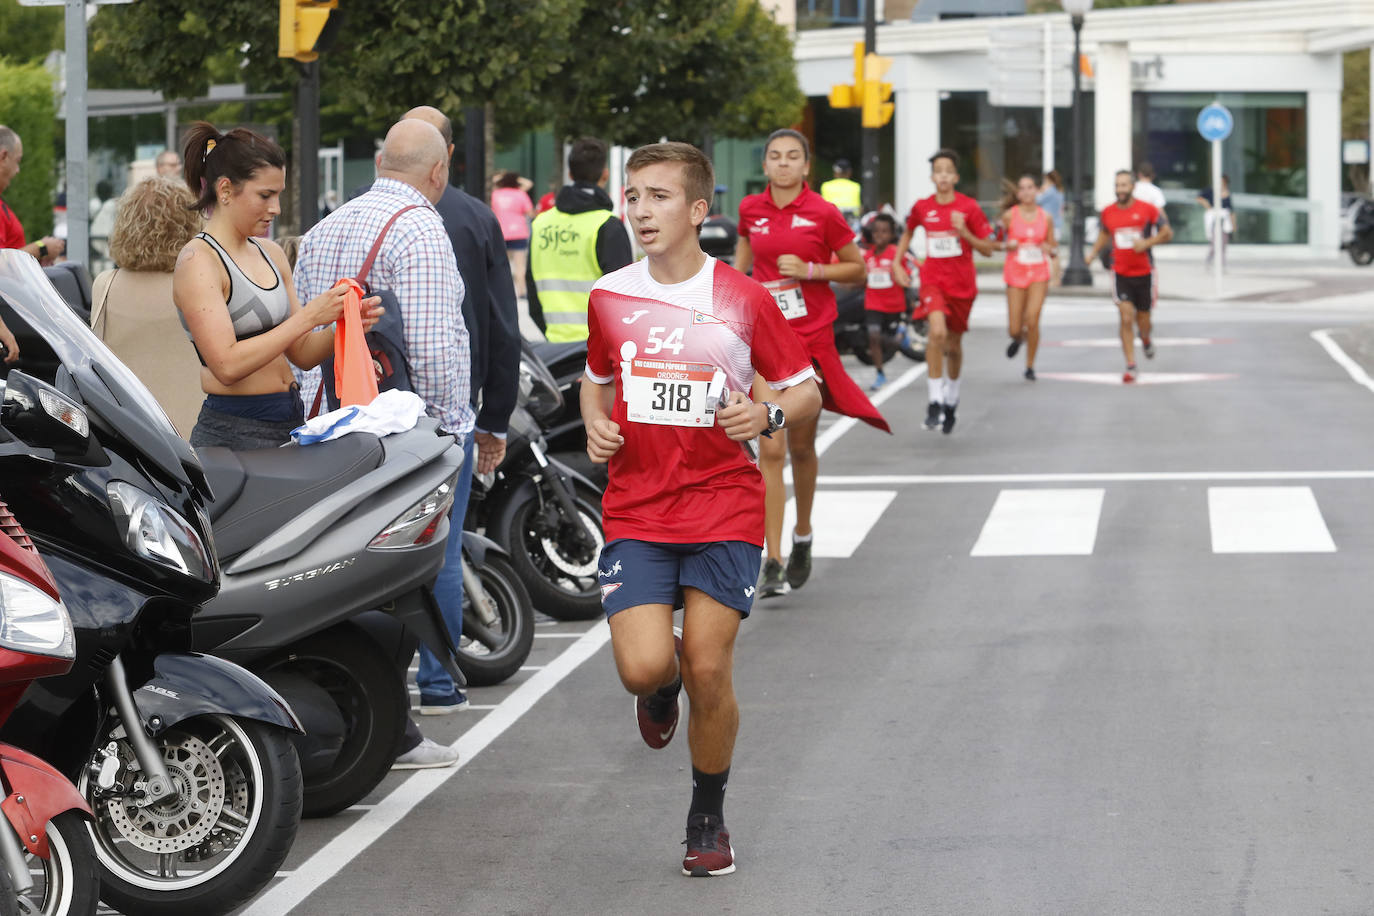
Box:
[1061,0,1094,286]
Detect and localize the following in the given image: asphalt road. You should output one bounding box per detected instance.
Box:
[221,279,1374,916]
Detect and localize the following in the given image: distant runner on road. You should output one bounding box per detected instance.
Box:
[581,141,821,878]
[1087,169,1174,383]
[896,148,998,434]
[1000,172,1055,382]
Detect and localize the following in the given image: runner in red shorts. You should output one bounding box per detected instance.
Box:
[1086,169,1173,383]
[736,128,888,598]
[999,172,1055,381]
[896,149,997,434]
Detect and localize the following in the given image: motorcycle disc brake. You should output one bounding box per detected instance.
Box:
[102,732,228,853]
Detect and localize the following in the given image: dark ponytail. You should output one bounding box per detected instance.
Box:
[182,121,286,212]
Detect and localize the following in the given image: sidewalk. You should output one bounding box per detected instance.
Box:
[975,256,1372,303]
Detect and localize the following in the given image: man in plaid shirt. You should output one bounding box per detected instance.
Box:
[295,118,473,440]
[294,118,472,769]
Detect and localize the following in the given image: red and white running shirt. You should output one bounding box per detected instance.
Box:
[863,244,908,314]
[585,256,815,546]
[903,192,991,300]
[1099,198,1161,278]
[738,184,856,343]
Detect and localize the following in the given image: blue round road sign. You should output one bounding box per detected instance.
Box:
[1197,103,1234,142]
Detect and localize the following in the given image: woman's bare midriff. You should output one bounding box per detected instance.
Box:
[200,354,296,397]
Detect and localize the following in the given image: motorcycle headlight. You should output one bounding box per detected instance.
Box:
[0,572,75,659]
[107,481,214,581]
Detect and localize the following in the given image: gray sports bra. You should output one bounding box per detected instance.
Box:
[182,232,292,362]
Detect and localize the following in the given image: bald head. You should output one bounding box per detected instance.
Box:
[402,106,453,148]
[378,119,448,203]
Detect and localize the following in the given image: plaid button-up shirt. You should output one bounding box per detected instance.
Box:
[294,177,473,437]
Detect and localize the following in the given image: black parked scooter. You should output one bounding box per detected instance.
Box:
[467,344,605,621]
[0,250,304,915]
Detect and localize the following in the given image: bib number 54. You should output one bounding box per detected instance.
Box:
[644,326,685,356]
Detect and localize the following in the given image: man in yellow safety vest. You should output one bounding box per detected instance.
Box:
[819,158,862,225]
[528,137,634,342]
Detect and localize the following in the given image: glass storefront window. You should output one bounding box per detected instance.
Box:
[1133,92,1307,244]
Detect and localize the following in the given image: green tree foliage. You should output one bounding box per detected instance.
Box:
[549,0,804,148]
[0,4,62,64]
[0,60,56,238]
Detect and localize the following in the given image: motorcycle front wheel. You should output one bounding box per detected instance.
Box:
[79,715,301,916]
[1350,241,1374,266]
[13,810,100,916]
[500,480,605,621]
[458,552,535,686]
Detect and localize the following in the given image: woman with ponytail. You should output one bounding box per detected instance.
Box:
[172,121,380,448]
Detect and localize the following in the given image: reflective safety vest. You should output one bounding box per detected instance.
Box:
[820,177,862,212]
[529,207,617,342]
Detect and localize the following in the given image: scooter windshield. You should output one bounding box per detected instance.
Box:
[0,249,202,488]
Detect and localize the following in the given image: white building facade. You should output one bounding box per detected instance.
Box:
[794,0,1374,257]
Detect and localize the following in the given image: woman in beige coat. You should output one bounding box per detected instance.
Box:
[90,177,204,438]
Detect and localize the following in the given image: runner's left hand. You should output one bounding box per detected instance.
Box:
[1132,239,1150,253]
[776,254,807,279]
[718,392,766,441]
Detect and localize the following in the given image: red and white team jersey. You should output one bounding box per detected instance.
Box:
[585,256,815,546]
[863,244,907,314]
[1099,198,1161,277]
[904,192,991,300]
[738,184,856,344]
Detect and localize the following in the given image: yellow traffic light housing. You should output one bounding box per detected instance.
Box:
[279,0,338,62]
[862,54,894,127]
[829,42,868,111]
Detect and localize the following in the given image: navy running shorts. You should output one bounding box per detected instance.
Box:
[597,539,763,619]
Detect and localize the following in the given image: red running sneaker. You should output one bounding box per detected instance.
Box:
[635,628,683,749]
[682,813,735,876]
[1123,364,1137,384]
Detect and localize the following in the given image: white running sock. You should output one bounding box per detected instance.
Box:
[792,530,813,544]
[944,377,961,406]
[927,377,943,403]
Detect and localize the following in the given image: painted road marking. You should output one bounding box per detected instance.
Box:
[816,470,1374,485]
[781,490,897,558]
[1208,486,1336,554]
[970,489,1105,557]
[1047,336,1231,348]
[242,622,611,916]
[1036,371,1236,385]
[1311,328,1374,395]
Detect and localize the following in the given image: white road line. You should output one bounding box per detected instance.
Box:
[1208,486,1337,554]
[971,489,1105,557]
[815,470,1374,485]
[243,623,610,916]
[533,632,585,638]
[1311,328,1374,395]
[781,490,896,558]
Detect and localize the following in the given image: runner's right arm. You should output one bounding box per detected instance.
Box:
[1085,225,1110,267]
[580,377,622,463]
[733,236,753,275]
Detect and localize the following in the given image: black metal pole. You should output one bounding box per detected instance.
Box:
[297,61,320,233]
[1062,14,1092,286]
[860,0,878,211]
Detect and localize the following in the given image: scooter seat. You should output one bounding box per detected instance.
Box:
[198,435,385,560]
[530,341,586,373]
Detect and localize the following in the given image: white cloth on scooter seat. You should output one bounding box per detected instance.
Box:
[290,389,427,445]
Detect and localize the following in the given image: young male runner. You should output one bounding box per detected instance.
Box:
[896,149,997,434]
[581,142,821,876]
[1087,169,1173,382]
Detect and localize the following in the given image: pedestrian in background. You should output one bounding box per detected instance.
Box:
[173,121,372,449]
[527,137,634,342]
[1037,169,1064,286]
[155,149,182,179]
[736,128,886,599]
[1197,173,1234,269]
[91,176,204,437]
[820,157,862,227]
[1000,171,1055,381]
[491,170,533,299]
[0,125,64,265]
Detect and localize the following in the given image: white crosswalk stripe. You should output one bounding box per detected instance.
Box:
[1207,486,1337,553]
[970,488,1105,556]
[781,490,896,558]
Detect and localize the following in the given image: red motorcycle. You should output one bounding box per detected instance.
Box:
[0,500,98,915]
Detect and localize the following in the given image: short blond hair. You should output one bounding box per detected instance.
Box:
[109,177,202,273]
[625,142,714,211]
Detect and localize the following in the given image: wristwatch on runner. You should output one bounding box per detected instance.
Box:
[761,402,784,438]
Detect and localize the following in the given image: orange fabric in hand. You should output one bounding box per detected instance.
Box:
[332,278,379,407]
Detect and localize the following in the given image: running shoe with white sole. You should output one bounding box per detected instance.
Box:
[785,538,812,590]
[923,401,943,431]
[1143,339,1156,359]
[682,813,735,877]
[758,558,786,598]
[635,628,683,749]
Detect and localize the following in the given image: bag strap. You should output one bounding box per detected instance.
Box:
[356,204,423,288]
[308,381,324,420]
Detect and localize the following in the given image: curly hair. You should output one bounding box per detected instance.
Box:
[108,177,202,272]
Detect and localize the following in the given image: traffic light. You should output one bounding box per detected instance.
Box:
[279,0,338,62]
[862,54,894,128]
[827,42,866,110]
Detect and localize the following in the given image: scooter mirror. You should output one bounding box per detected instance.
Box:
[1,370,93,457]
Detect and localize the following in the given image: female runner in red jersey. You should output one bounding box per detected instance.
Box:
[735,129,888,598]
[999,172,1055,381]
